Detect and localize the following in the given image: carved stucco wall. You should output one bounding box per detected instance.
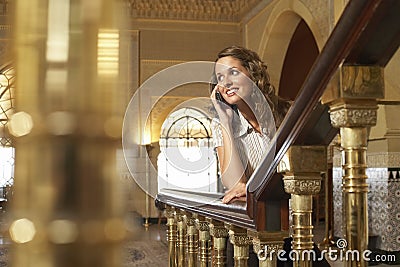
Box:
[127,0,262,22]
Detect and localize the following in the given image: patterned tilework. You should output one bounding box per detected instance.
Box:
[333,167,400,251]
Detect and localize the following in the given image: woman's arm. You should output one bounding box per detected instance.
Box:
[216,123,246,189]
[215,119,248,204]
[211,86,248,203]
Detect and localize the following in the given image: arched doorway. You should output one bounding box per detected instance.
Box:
[278,19,319,100]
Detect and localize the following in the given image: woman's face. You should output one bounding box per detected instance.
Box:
[214,56,253,106]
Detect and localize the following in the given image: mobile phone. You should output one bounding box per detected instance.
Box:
[215,91,227,104]
[215,91,237,111]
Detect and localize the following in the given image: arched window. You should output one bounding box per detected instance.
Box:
[0,64,15,205]
[158,107,221,192]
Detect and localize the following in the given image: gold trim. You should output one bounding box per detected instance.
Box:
[283,177,321,195]
[329,104,378,127]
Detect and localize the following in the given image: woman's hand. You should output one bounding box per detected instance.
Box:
[222,181,246,204]
[211,85,234,126]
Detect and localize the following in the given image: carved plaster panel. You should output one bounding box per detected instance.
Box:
[283,177,321,195]
[329,107,377,128]
[229,234,253,247]
[128,0,262,22]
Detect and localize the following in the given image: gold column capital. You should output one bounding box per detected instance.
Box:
[208,219,229,238]
[175,209,186,224]
[282,177,321,195]
[196,216,210,232]
[166,206,176,218]
[248,230,287,253]
[183,211,197,226]
[225,224,253,247]
[229,233,253,247]
[328,102,378,128]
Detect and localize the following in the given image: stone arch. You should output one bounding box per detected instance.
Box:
[257,0,324,97]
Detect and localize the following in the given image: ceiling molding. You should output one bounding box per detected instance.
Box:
[127,0,263,22]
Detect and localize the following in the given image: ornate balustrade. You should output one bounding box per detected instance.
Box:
[155,0,400,266]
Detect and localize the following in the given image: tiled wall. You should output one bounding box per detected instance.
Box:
[333,167,400,251]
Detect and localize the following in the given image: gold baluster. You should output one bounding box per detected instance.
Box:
[196,215,212,267]
[184,212,198,267]
[208,219,229,267]
[249,231,287,267]
[176,209,187,267]
[226,223,253,267]
[278,146,327,267]
[166,206,178,267]
[322,65,384,267]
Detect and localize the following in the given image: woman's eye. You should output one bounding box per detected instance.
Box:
[217,75,224,82]
[231,70,239,76]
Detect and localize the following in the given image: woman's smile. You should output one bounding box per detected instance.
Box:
[226,87,238,96]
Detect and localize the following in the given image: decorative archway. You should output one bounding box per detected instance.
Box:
[157,107,220,192]
[258,0,324,97]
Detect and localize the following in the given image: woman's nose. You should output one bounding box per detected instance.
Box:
[224,77,232,88]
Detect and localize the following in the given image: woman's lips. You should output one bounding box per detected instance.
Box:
[226,88,238,96]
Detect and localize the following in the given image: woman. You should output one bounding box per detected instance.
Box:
[210,46,290,204]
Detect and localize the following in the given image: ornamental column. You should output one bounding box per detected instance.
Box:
[322,65,384,267]
[184,212,198,267]
[226,223,253,267]
[208,219,229,266]
[196,215,212,267]
[176,210,187,267]
[249,231,287,267]
[278,146,327,267]
[166,206,178,267]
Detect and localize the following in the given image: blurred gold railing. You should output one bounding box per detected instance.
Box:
[9,1,127,267]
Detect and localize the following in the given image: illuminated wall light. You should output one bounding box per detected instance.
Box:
[97,29,119,76]
[46,0,70,62]
[141,127,151,145]
[9,218,36,243]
